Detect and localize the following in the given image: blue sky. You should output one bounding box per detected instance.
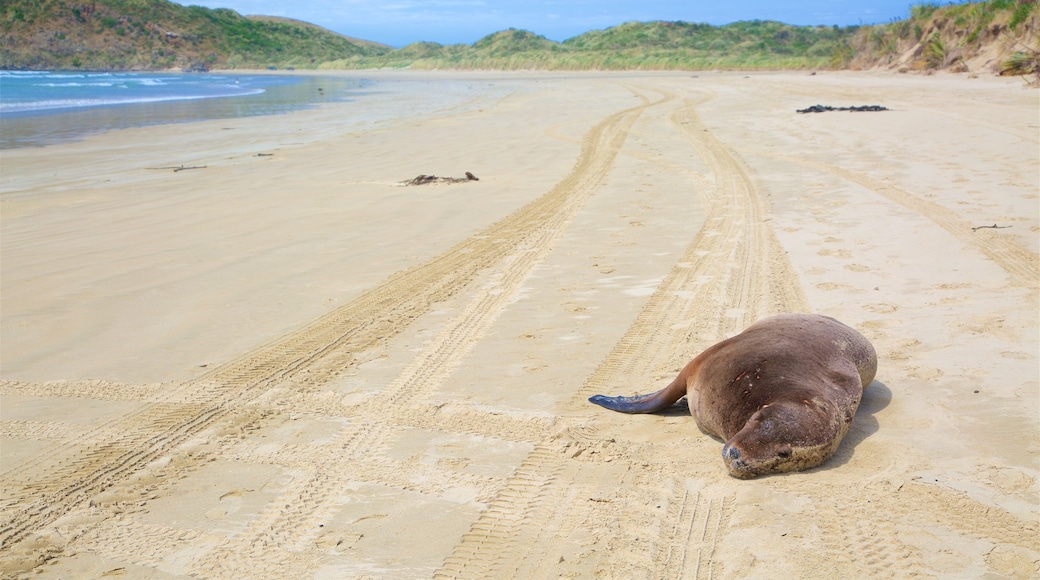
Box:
[171,0,932,48]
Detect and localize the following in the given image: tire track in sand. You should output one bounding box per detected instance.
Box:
[434,93,807,579]
[786,476,1039,577]
[647,477,731,580]
[657,98,1033,578]
[0,92,656,564]
[186,90,664,578]
[746,150,1039,289]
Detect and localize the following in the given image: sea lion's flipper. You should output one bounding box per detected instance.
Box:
[588,376,686,414]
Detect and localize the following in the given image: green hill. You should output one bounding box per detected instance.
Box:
[1,0,390,70]
[848,0,1038,74]
[322,22,857,71]
[320,3,1036,74]
[2,0,1036,75]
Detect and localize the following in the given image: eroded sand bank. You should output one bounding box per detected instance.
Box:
[1,71,1037,578]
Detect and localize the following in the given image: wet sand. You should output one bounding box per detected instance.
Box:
[1,70,1037,578]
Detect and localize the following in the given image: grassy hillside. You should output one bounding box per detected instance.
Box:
[2,0,1035,75]
[321,22,857,71]
[1,0,390,70]
[319,2,1036,75]
[244,15,391,50]
[849,0,1038,74]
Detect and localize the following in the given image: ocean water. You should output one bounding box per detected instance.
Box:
[0,71,369,149]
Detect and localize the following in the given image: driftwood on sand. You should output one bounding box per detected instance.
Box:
[796,105,889,113]
[402,172,479,186]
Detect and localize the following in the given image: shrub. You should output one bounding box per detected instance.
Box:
[1009,1,1035,29]
[924,31,946,67]
[911,2,942,20]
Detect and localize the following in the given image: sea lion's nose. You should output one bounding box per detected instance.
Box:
[723,445,749,474]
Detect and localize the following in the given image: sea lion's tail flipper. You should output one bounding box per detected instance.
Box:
[588,376,686,414]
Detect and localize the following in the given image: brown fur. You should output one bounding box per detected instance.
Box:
[589,314,877,477]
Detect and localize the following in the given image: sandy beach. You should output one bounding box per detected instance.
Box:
[1,70,1037,578]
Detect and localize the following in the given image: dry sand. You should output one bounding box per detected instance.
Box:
[1,70,1037,578]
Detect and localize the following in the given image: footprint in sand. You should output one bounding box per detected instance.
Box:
[938,295,971,305]
[958,315,1016,341]
[979,465,1036,494]
[844,264,871,272]
[524,362,548,373]
[437,457,472,470]
[905,366,944,381]
[815,282,867,294]
[864,303,898,313]
[205,489,251,520]
[986,545,1039,579]
[818,248,853,258]
[315,531,364,553]
[886,338,921,361]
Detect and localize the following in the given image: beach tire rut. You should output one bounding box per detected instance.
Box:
[0,91,655,573]
[757,152,1039,289]
[6,77,1030,579]
[433,92,806,578]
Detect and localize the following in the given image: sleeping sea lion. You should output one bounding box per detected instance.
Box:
[589,313,877,478]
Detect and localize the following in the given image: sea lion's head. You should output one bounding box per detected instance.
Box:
[721,399,847,478]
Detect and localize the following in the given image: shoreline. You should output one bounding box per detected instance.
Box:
[5,67,1028,150]
[0,71,377,150]
[1,71,1037,578]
